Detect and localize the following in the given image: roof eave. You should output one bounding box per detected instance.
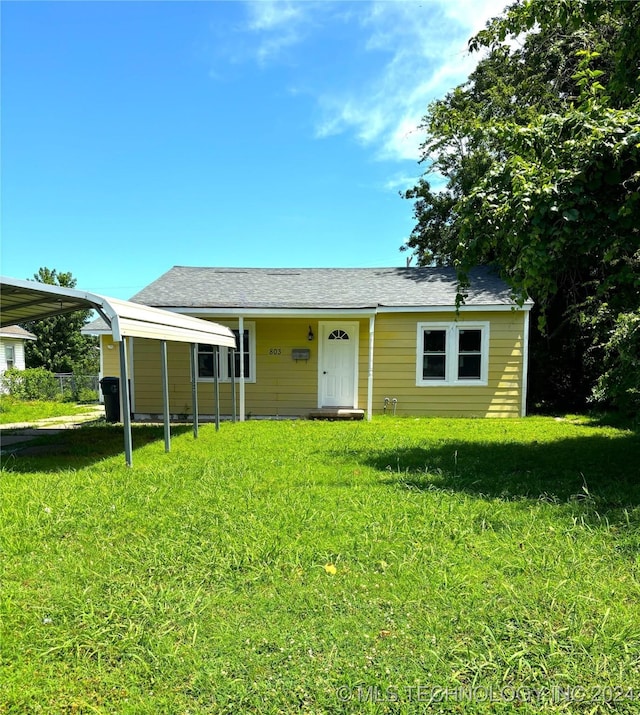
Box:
[148,302,532,317]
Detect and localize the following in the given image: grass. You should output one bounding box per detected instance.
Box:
[0,396,95,425]
[1,416,640,714]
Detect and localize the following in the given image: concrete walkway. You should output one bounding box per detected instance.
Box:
[0,404,105,453]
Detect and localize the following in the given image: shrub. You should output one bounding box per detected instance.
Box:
[77,387,98,403]
[2,367,59,401]
[592,311,640,416]
[69,373,99,403]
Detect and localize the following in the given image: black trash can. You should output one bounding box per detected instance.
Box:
[100,376,120,423]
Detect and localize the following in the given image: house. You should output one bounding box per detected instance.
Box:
[0,325,36,375]
[90,266,533,420]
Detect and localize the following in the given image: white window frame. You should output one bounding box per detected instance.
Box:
[197,322,256,383]
[5,344,15,369]
[416,321,489,387]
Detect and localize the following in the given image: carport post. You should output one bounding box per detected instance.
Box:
[119,338,133,467]
[230,349,237,422]
[160,340,171,452]
[213,345,220,431]
[190,342,199,439]
[239,316,245,422]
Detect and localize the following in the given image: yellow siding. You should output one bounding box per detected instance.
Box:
[100,335,121,377]
[370,311,524,417]
[132,339,192,415]
[132,319,319,418]
[124,311,527,419]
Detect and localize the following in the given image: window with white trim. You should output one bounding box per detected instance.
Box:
[5,345,15,369]
[198,324,255,382]
[416,322,489,386]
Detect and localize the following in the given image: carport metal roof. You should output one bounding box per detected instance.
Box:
[0,276,236,346]
[1,276,236,466]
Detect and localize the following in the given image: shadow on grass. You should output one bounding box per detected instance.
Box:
[0,422,196,472]
[535,410,639,433]
[359,433,640,513]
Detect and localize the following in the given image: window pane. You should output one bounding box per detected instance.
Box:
[237,330,249,352]
[423,355,446,379]
[229,350,251,379]
[459,329,481,353]
[227,330,251,379]
[424,330,446,352]
[329,329,349,340]
[198,352,214,378]
[458,354,481,379]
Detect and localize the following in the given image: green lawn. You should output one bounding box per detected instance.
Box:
[1,417,639,714]
[0,396,94,425]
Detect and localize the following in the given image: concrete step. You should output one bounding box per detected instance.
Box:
[308,408,365,421]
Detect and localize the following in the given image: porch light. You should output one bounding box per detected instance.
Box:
[308,325,314,341]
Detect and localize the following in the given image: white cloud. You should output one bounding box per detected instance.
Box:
[443,0,508,35]
[313,0,507,162]
[234,0,507,162]
[246,0,304,31]
[242,0,326,65]
[383,171,422,193]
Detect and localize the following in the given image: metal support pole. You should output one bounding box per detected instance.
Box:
[213,345,220,431]
[239,317,245,422]
[230,348,237,423]
[190,342,199,439]
[160,340,171,452]
[119,338,133,467]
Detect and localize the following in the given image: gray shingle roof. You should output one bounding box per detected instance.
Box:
[0,325,37,340]
[130,266,520,310]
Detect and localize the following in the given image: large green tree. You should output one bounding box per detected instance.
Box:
[404,0,640,412]
[24,268,98,374]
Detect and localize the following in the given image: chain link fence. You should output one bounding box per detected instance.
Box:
[0,370,100,401]
[54,374,100,402]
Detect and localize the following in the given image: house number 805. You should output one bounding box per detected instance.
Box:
[269,348,281,355]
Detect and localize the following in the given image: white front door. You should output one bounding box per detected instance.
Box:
[319,322,359,408]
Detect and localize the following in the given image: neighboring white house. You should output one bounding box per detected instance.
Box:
[0,325,36,374]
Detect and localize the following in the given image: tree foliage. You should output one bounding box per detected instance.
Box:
[23,268,99,375]
[592,310,640,416]
[404,0,640,412]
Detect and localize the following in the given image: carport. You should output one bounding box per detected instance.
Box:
[0,276,237,466]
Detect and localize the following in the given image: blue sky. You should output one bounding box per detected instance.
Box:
[1,0,505,300]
